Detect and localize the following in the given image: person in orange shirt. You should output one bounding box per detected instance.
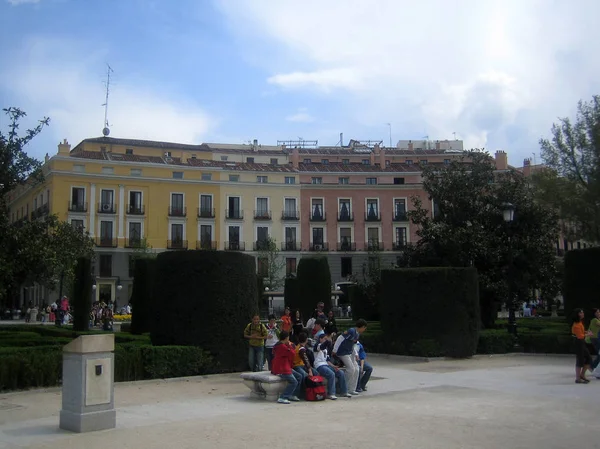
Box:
[571,308,593,384]
[280,307,292,333]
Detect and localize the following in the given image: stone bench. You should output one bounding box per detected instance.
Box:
[240,371,287,401]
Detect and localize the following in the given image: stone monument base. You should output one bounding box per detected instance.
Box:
[60,409,116,433]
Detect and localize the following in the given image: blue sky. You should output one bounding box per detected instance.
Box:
[1,0,599,167]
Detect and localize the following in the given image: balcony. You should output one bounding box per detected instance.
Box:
[68,202,88,213]
[281,241,301,251]
[337,211,354,222]
[337,241,356,251]
[95,237,118,248]
[365,241,383,251]
[253,240,272,251]
[197,207,215,218]
[281,210,299,221]
[225,209,243,220]
[196,240,217,250]
[309,242,329,251]
[167,239,188,250]
[168,206,187,217]
[392,241,407,251]
[254,210,272,220]
[365,211,381,222]
[127,204,145,215]
[125,238,143,248]
[310,212,326,222]
[31,203,50,219]
[225,241,245,251]
[98,203,117,214]
[393,211,408,222]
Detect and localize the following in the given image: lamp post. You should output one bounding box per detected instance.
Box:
[502,202,517,337]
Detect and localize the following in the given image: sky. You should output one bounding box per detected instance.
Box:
[1,0,599,167]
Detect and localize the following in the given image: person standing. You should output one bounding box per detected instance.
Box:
[280,307,292,334]
[572,308,593,384]
[244,314,268,372]
[333,319,368,395]
[265,314,280,371]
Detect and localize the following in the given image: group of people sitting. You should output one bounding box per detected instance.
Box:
[244,309,372,404]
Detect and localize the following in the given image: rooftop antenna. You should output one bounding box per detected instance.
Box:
[386,123,392,147]
[452,131,457,140]
[423,135,430,150]
[532,152,537,166]
[101,64,114,137]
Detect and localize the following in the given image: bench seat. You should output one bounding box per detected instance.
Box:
[240,371,287,401]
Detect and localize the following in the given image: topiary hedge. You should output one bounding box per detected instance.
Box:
[564,247,600,323]
[296,257,332,319]
[380,267,480,358]
[284,277,300,311]
[72,257,92,332]
[130,258,157,335]
[150,250,258,372]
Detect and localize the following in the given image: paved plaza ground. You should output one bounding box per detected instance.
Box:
[0,355,597,449]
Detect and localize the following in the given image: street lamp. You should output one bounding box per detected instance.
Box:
[502,202,517,339]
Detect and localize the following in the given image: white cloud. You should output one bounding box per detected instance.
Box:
[1,38,215,157]
[217,0,600,163]
[285,108,314,123]
[6,0,40,5]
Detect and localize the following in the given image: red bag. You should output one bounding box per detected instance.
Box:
[305,375,326,401]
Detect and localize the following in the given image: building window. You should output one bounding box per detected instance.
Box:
[321,159,329,165]
[303,158,312,164]
[362,159,370,165]
[256,197,269,218]
[131,168,142,176]
[385,160,390,167]
[99,255,112,277]
[257,258,269,277]
[227,196,242,219]
[366,178,377,185]
[366,199,379,220]
[201,173,212,181]
[340,228,352,250]
[73,164,85,173]
[100,221,113,243]
[270,158,278,165]
[171,223,184,244]
[170,193,184,216]
[285,176,296,184]
[257,176,268,183]
[200,224,212,247]
[444,159,451,165]
[165,151,172,158]
[339,177,349,185]
[191,154,197,159]
[229,174,240,182]
[128,222,142,246]
[200,195,213,217]
[395,227,407,249]
[221,155,228,161]
[247,157,255,163]
[339,199,351,220]
[285,227,297,250]
[129,191,143,214]
[406,160,413,165]
[420,160,428,165]
[394,199,407,220]
[286,258,297,276]
[100,189,114,211]
[311,177,322,184]
[71,219,84,232]
[172,171,184,179]
[311,199,324,220]
[393,177,404,185]
[312,228,324,246]
[70,187,85,211]
[126,148,133,155]
[342,159,349,165]
[341,257,353,278]
[228,225,241,246]
[102,167,114,174]
[367,228,380,248]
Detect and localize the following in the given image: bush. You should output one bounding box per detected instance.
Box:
[130,258,157,335]
[296,257,332,319]
[381,267,480,358]
[150,250,258,372]
[0,347,62,391]
[519,333,574,354]
[477,330,515,354]
[348,284,380,321]
[284,277,300,310]
[72,257,93,331]
[564,247,600,323]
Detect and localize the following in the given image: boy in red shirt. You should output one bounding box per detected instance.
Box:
[271,331,302,404]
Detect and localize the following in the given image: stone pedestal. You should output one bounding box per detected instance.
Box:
[59,334,116,433]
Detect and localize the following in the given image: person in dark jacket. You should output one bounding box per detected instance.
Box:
[271,331,302,403]
[325,310,338,336]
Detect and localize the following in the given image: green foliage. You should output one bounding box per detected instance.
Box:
[296,257,332,319]
[284,277,300,310]
[348,248,382,321]
[381,267,480,358]
[72,257,92,331]
[256,237,285,290]
[130,258,157,335]
[563,247,600,322]
[150,251,258,372]
[537,95,600,243]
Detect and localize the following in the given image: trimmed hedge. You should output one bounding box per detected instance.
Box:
[296,257,332,319]
[347,284,380,321]
[150,250,258,372]
[380,267,480,358]
[72,257,92,332]
[564,247,600,323]
[284,277,300,311]
[130,258,157,335]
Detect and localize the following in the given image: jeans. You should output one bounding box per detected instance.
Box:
[317,365,347,395]
[248,346,264,372]
[265,347,275,371]
[279,371,302,398]
[357,361,373,390]
[338,354,360,393]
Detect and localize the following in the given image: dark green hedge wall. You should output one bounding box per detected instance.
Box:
[72,257,92,332]
[380,267,480,358]
[150,250,258,371]
[130,258,157,335]
[296,257,332,319]
[564,248,600,323]
[284,277,300,311]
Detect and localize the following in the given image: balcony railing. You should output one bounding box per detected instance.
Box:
[197,207,215,218]
[310,212,326,222]
[125,238,143,248]
[167,239,188,250]
[393,211,408,221]
[281,210,299,220]
[68,202,88,213]
[309,242,328,251]
[127,204,145,215]
[95,237,118,248]
[392,241,407,251]
[31,203,50,219]
[168,206,187,217]
[225,209,243,220]
[281,241,301,251]
[196,240,217,250]
[225,241,245,251]
[253,240,272,251]
[365,241,383,251]
[254,210,272,220]
[365,212,381,221]
[337,241,356,251]
[337,211,354,222]
[98,203,117,214]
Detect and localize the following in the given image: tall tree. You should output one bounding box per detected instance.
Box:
[536,95,600,243]
[256,237,285,290]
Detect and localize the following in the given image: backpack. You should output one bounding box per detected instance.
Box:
[304,375,326,401]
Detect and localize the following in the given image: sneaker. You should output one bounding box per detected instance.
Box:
[288,396,300,402]
[349,391,360,395]
[327,395,338,400]
[344,393,352,398]
[277,398,291,404]
[355,388,363,393]
[362,386,368,391]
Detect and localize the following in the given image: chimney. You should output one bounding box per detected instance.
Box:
[58,139,71,155]
[522,158,531,177]
[408,140,413,151]
[379,147,386,167]
[291,148,299,169]
[435,140,440,151]
[253,139,258,152]
[370,151,376,166]
[495,150,508,170]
